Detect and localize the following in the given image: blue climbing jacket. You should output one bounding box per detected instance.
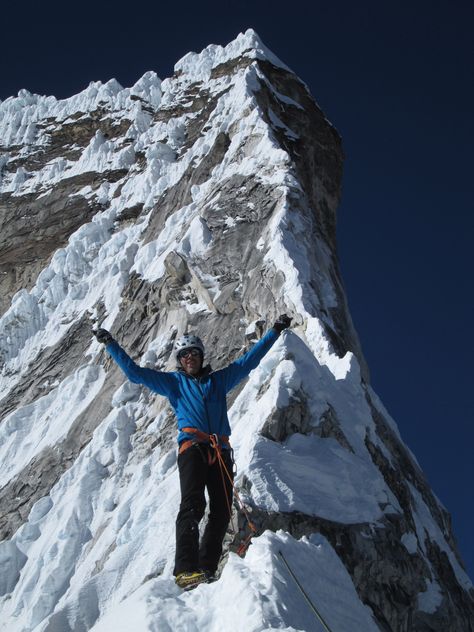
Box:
[106,328,279,445]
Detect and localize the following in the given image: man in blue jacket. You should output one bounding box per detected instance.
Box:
[94,314,291,589]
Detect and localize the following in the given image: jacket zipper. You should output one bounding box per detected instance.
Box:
[194,376,212,435]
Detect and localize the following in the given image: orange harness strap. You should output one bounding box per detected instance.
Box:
[178,427,230,465]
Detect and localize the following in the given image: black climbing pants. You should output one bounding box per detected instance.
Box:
[174,443,234,576]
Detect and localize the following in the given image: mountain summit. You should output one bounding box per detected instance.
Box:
[0,29,472,631]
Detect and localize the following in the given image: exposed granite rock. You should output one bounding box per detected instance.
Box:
[251,58,369,380]
[0,315,94,415]
[0,98,142,316]
[364,390,461,565]
[0,169,127,316]
[3,109,133,174]
[142,131,231,247]
[260,390,312,442]
[315,404,354,452]
[261,393,354,450]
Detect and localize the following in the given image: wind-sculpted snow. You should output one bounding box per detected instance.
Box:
[0,364,105,488]
[0,72,162,148]
[0,28,472,632]
[0,213,142,393]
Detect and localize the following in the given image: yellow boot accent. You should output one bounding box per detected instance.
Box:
[175,571,207,589]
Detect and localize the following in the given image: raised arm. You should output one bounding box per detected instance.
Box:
[93,329,177,397]
[219,315,292,393]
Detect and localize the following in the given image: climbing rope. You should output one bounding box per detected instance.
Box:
[278,550,334,632]
[208,433,258,556]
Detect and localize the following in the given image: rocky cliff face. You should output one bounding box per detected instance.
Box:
[0,30,472,632]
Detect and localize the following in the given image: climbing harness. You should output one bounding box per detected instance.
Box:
[278,550,334,632]
[178,427,230,464]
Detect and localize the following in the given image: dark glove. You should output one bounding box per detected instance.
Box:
[93,328,114,345]
[273,314,292,333]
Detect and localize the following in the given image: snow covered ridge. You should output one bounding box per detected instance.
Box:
[1,29,473,632]
[0,73,162,149]
[0,29,287,150]
[171,28,291,83]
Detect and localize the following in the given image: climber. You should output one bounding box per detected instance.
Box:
[93,314,292,589]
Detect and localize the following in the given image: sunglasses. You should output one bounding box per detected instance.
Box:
[178,348,201,360]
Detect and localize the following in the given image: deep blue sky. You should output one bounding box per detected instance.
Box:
[2,1,473,578]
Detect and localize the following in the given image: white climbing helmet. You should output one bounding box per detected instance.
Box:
[174,333,205,359]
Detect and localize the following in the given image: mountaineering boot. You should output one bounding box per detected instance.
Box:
[175,570,208,590]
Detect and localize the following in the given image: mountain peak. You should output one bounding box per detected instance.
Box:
[173,28,290,82]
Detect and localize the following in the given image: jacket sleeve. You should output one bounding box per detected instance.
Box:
[219,328,280,394]
[106,340,177,398]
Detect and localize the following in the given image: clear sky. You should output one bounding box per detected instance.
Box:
[2,0,472,578]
